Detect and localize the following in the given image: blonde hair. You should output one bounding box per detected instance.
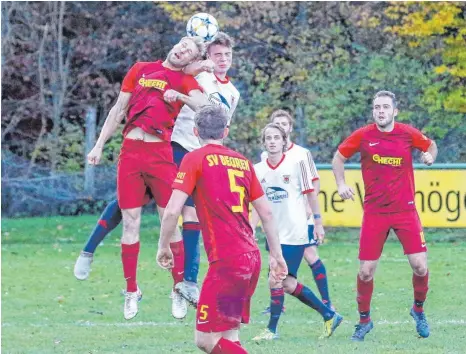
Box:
[270,109,295,127]
[261,123,287,152]
[184,36,207,61]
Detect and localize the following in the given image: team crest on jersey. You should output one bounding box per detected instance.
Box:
[282,175,290,184]
[266,187,288,203]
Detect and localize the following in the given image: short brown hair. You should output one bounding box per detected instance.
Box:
[194,105,228,140]
[373,90,397,108]
[270,109,295,127]
[207,32,234,53]
[261,123,287,152]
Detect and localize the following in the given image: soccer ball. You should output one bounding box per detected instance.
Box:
[186,13,219,42]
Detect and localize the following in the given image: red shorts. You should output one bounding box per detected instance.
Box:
[117,139,177,209]
[359,209,426,260]
[196,251,261,333]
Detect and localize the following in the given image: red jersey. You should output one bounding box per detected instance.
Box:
[338,122,432,214]
[173,144,264,263]
[121,61,202,141]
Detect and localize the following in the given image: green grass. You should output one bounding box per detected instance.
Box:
[2,215,466,353]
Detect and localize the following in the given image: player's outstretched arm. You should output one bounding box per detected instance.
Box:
[252,196,288,280]
[87,91,131,165]
[250,207,261,236]
[163,89,209,112]
[421,140,438,166]
[183,59,215,76]
[332,151,355,201]
[157,190,189,269]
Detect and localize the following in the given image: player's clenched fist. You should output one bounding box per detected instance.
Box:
[313,224,325,245]
[337,183,355,201]
[421,151,434,166]
[87,145,103,165]
[163,89,181,103]
[156,247,174,270]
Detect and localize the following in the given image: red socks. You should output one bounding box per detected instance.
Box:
[121,242,140,292]
[211,338,247,354]
[169,240,185,286]
[413,271,429,312]
[357,275,374,323]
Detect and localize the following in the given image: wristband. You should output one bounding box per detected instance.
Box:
[314,214,321,219]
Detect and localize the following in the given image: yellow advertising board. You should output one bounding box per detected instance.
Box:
[318,168,466,228]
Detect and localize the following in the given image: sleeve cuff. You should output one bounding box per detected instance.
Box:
[302,189,314,195]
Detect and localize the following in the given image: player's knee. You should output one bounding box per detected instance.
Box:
[412,263,428,276]
[304,247,319,265]
[194,333,213,353]
[282,276,296,294]
[358,269,374,282]
[182,206,198,222]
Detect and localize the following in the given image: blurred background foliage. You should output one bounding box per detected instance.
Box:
[2,1,465,171]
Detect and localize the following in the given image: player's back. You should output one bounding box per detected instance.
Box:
[182,144,261,263]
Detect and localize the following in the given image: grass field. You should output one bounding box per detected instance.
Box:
[2,215,466,354]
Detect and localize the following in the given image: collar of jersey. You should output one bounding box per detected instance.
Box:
[266,154,286,170]
[214,74,230,84]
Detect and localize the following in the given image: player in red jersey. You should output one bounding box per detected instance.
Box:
[332,91,438,341]
[157,105,288,354]
[86,36,209,320]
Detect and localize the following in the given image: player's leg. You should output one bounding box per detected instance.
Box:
[120,206,142,320]
[117,140,149,320]
[304,224,332,308]
[171,141,202,305]
[146,142,188,318]
[178,203,201,306]
[74,199,122,280]
[195,252,257,353]
[351,212,389,341]
[394,210,430,338]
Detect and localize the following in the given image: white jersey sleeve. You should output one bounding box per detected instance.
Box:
[171,72,240,151]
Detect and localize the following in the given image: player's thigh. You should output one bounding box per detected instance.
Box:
[281,244,306,278]
[359,213,391,261]
[194,330,222,352]
[117,141,147,209]
[182,205,198,222]
[143,142,177,208]
[392,210,427,255]
[196,252,259,333]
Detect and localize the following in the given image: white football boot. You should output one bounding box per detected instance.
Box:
[74,251,93,280]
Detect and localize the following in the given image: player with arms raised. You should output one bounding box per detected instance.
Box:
[332,90,438,341]
[157,105,287,354]
[84,36,208,320]
[252,123,342,341]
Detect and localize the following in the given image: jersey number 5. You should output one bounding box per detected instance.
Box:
[228,169,245,213]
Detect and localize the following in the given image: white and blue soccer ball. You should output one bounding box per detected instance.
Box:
[186,13,219,42]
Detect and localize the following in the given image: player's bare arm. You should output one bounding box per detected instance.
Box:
[183,59,215,76]
[157,190,189,269]
[163,89,209,111]
[87,91,132,165]
[421,140,438,166]
[306,192,325,244]
[252,196,288,281]
[332,150,355,201]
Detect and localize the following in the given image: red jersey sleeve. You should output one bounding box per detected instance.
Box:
[121,62,145,93]
[249,161,264,202]
[172,151,202,195]
[338,127,365,158]
[181,75,203,95]
[404,125,432,152]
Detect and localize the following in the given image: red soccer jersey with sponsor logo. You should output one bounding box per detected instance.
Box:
[338,122,432,214]
[121,61,202,141]
[173,144,264,263]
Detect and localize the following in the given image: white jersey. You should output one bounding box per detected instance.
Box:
[254,153,314,245]
[171,71,240,151]
[261,143,319,226]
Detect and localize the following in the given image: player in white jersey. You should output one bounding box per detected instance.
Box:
[260,110,334,312]
[73,32,240,319]
[252,123,342,341]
